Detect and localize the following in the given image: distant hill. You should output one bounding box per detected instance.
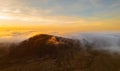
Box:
[0,34,120,71]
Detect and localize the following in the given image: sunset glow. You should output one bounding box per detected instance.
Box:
[0,0,120,41]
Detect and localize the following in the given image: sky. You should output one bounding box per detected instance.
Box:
[0,0,120,42]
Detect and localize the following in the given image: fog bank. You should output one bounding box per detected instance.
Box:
[67,32,120,53]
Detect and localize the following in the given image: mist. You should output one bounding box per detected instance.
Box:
[67,32,120,53]
[1,32,120,53]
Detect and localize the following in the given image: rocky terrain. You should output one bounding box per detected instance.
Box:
[0,34,120,71]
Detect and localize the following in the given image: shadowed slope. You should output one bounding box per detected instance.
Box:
[0,34,120,71]
[9,34,80,58]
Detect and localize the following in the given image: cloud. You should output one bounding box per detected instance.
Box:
[67,32,120,53]
[0,0,88,25]
[0,30,40,43]
[0,0,119,31]
[89,0,120,8]
[0,0,53,18]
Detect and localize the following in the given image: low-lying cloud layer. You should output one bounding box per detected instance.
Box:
[67,32,120,53]
[0,31,120,53]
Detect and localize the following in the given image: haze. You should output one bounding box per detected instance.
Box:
[0,0,120,42]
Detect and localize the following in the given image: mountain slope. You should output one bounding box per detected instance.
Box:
[9,34,80,58]
[0,34,120,71]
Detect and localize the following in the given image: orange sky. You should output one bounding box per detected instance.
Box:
[0,0,120,41]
